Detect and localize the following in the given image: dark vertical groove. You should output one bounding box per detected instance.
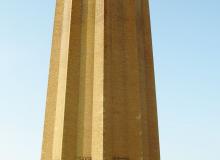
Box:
[61,0,83,159]
[104,0,113,158]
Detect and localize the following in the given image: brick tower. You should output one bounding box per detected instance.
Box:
[41,0,160,160]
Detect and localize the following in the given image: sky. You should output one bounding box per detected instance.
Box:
[0,0,219,160]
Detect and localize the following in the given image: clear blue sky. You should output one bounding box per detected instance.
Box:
[0,0,219,159]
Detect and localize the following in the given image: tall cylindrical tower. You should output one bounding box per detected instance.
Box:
[41,0,160,160]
